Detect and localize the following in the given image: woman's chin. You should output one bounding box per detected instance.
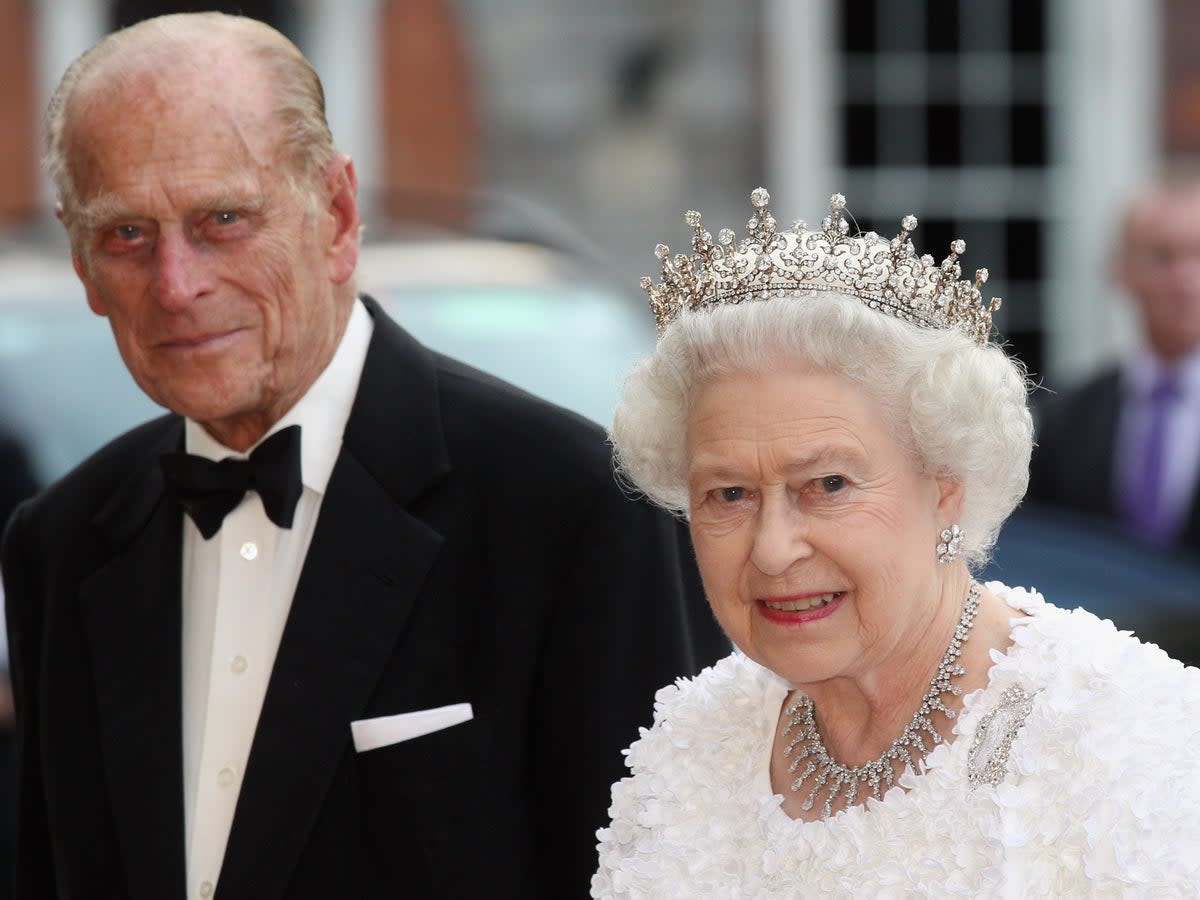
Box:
[743,635,852,688]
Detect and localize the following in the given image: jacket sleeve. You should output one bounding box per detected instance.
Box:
[2,502,58,899]
[530,479,726,896]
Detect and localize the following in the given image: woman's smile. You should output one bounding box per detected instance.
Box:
[757,591,845,623]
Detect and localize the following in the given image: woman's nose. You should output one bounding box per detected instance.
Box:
[749,495,812,576]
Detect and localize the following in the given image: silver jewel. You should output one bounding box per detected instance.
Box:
[643,190,1001,342]
[967,684,1036,787]
[936,524,964,564]
[782,583,981,819]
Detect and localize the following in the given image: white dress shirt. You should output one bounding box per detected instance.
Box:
[181,300,373,900]
[1115,346,1200,540]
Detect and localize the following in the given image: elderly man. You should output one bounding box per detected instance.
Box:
[1,13,724,899]
[1030,173,1200,552]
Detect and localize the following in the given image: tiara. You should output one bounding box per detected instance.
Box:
[641,189,1001,344]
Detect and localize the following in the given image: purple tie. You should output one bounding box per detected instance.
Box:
[1125,373,1181,545]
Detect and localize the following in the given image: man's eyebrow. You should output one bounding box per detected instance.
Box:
[74,193,130,231]
[203,189,267,215]
[73,189,268,231]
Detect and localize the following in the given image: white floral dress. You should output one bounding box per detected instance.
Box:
[592,584,1200,898]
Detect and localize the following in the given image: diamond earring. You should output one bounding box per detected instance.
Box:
[937,525,963,564]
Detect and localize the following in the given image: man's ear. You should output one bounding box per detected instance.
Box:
[322,154,360,285]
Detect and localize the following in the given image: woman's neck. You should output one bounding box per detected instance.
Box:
[770,582,1020,821]
[799,574,976,761]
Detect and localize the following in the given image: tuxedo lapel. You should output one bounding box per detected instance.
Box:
[80,418,187,900]
[216,301,451,900]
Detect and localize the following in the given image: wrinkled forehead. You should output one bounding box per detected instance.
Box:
[64,51,282,203]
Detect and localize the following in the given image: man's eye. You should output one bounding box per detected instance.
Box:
[716,487,746,503]
[214,211,239,226]
[114,224,141,240]
[819,475,846,493]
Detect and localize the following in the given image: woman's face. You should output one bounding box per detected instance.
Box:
[685,361,961,689]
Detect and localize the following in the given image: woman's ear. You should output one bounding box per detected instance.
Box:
[935,474,965,523]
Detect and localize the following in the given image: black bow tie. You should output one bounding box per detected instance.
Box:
[161,424,304,539]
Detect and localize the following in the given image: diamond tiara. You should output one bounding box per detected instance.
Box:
[641,189,1001,344]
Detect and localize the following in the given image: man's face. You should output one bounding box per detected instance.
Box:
[1120,188,1200,361]
[65,61,358,449]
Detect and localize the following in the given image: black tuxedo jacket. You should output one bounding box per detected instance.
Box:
[1028,366,1200,552]
[2,298,726,899]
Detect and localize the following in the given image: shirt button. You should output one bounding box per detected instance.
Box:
[217,767,237,788]
[231,655,249,675]
[240,541,258,561]
[199,881,214,898]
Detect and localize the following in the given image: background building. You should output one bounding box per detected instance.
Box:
[0,0,1195,387]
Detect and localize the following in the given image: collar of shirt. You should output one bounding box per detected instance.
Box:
[1122,345,1200,402]
[183,298,374,497]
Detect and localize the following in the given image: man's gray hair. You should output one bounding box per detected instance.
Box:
[45,12,337,235]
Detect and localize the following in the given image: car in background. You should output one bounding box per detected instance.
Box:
[0,236,656,486]
[0,247,162,484]
[983,504,1200,666]
[357,238,655,429]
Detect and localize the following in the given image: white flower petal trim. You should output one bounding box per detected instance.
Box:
[593,583,1200,898]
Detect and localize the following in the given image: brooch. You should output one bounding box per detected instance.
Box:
[967,685,1036,788]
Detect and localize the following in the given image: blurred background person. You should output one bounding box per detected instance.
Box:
[1029,173,1200,552]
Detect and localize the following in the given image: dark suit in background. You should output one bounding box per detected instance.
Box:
[1028,173,1200,553]
[0,436,39,535]
[1030,368,1200,552]
[0,430,38,900]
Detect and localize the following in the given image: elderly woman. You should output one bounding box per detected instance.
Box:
[592,191,1200,896]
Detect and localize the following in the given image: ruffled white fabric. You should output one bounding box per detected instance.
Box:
[593,583,1200,898]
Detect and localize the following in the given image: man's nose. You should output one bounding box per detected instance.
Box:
[151,233,208,311]
[749,494,813,577]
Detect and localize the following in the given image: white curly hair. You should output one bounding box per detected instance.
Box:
[611,292,1034,570]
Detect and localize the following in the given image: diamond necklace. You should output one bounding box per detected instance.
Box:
[780,581,981,819]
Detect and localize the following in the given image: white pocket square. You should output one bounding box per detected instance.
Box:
[351,702,474,753]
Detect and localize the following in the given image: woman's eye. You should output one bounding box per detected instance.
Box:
[114,224,141,241]
[214,211,239,226]
[716,487,746,503]
[818,475,846,493]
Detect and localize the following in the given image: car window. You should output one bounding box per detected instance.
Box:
[0,300,161,484]
[371,283,654,426]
